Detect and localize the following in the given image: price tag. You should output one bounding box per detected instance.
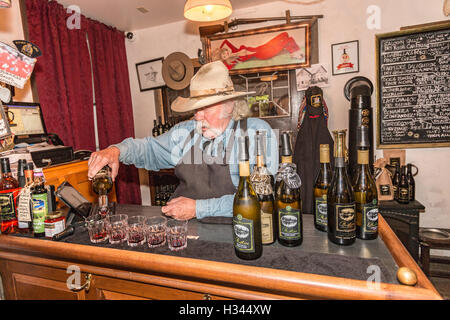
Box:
[17,188,32,222]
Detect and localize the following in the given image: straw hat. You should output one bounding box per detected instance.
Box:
[162,52,194,90]
[171,61,253,113]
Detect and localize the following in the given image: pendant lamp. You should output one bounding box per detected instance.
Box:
[0,0,11,8]
[184,0,232,22]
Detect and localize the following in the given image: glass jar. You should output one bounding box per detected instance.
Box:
[44,211,66,239]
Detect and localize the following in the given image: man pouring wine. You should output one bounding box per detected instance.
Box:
[87,61,278,221]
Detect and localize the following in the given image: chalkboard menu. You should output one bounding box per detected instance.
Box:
[376,22,450,148]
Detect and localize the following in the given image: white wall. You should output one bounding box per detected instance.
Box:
[125,0,450,240]
[0,1,33,102]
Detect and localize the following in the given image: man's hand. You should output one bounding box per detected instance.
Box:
[162,197,196,220]
[87,146,121,181]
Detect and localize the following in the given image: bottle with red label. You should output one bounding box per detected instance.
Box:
[0,157,20,234]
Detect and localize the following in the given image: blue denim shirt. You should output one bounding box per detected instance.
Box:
[113,118,279,219]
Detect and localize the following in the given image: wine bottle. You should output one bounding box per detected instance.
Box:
[275,133,302,247]
[152,120,159,137]
[407,164,415,201]
[313,144,332,232]
[163,117,171,133]
[31,168,47,238]
[250,131,276,245]
[233,136,262,260]
[392,163,400,201]
[0,158,20,234]
[155,185,161,206]
[353,126,378,240]
[327,130,356,246]
[157,116,164,136]
[397,166,410,204]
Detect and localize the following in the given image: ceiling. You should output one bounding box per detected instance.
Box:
[56,0,278,32]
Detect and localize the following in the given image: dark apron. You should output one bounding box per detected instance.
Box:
[172,119,247,200]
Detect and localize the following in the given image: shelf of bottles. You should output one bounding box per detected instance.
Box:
[150,172,179,207]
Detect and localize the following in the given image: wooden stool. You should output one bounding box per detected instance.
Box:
[419,228,450,278]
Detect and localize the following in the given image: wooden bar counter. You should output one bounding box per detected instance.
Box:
[0,205,442,300]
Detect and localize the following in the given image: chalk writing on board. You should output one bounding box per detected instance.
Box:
[378,27,450,146]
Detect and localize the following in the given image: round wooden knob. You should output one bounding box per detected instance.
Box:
[397,267,418,286]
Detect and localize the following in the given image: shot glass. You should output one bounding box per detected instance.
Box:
[106,214,128,244]
[145,216,167,248]
[86,214,109,244]
[127,215,146,247]
[166,219,188,251]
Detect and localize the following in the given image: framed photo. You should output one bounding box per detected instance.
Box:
[205,21,310,75]
[331,40,359,75]
[136,57,165,91]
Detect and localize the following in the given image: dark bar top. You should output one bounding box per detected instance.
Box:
[33,204,399,284]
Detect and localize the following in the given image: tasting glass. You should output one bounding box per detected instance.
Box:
[127,215,146,247]
[166,219,188,251]
[106,214,128,245]
[86,214,109,244]
[145,216,167,248]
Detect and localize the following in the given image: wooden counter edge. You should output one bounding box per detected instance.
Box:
[378,215,441,297]
[0,234,441,300]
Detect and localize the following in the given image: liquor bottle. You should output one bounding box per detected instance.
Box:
[233,136,262,260]
[275,132,302,247]
[155,185,161,206]
[250,132,276,245]
[313,144,332,232]
[407,164,415,201]
[157,116,164,136]
[353,126,379,240]
[31,168,48,238]
[92,166,113,215]
[152,120,159,137]
[327,130,356,246]
[17,159,31,232]
[0,158,20,234]
[163,117,171,133]
[397,166,410,204]
[392,163,400,201]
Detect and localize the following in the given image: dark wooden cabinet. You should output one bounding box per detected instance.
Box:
[379,200,425,262]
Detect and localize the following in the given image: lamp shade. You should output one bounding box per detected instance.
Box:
[184,0,232,22]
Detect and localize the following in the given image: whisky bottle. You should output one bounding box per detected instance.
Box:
[327,130,356,246]
[92,165,113,215]
[275,132,302,247]
[0,158,20,234]
[353,126,378,240]
[233,136,262,260]
[157,116,164,136]
[397,166,410,204]
[407,164,415,201]
[313,144,332,232]
[250,131,276,245]
[31,168,48,238]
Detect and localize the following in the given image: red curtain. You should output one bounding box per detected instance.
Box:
[25,0,96,151]
[87,20,141,205]
[26,0,141,204]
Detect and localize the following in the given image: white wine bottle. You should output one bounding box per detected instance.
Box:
[327,130,356,246]
[233,136,262,260]
[250,131,275,245]
[353,126,378,240]
[313,144,332,232]
[275,132,302,247]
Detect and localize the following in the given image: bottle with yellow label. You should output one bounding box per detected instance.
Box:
[313,144,332,232]
[250,131,276,245]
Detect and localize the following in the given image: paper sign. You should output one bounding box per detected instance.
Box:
[17,188,32,223]
[0,42,36,89]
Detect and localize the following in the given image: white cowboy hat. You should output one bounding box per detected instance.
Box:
[171,61,254,113]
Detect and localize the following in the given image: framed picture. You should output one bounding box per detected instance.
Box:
[331,40,359,75]
[136,57,165,91]
[205,21,310,75]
